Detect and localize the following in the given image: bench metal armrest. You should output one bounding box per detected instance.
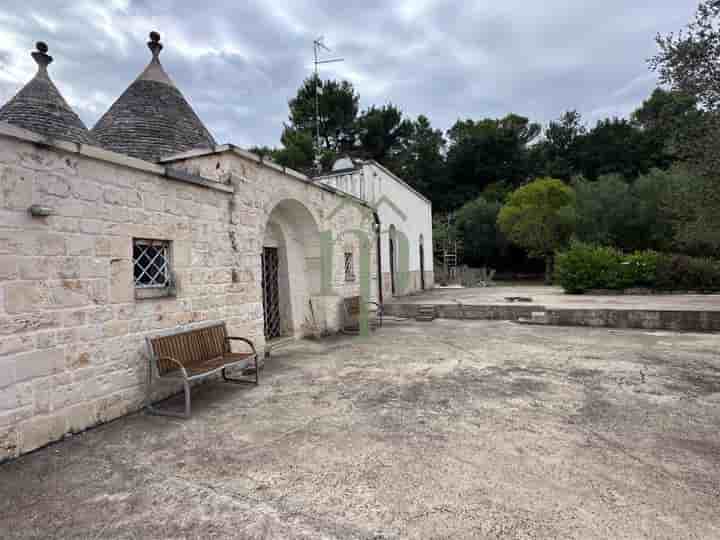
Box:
[226,336,257,355]
[156,356,189,378]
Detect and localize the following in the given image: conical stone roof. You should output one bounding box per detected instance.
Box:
[0,42,96,145]
[92,31,216,162]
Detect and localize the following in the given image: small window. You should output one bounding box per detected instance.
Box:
[344,252,355,282]
[133,239,174,298]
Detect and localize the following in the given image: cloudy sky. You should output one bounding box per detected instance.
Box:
[0,1,697,148]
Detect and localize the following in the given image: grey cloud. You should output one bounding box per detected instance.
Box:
[0,1,698,148]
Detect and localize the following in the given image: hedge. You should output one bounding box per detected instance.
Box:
[555,242,720,293]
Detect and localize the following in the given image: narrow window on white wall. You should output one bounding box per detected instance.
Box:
[133,239,174,298]
[344,252,356,282]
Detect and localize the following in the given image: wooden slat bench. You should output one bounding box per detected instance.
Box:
[146,321,258,418]
[341,296,383,334]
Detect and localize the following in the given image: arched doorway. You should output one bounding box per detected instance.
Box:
[419,234,425,291]
[262,199,321,339]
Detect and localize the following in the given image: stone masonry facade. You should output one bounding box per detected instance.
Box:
[0,125,372,462]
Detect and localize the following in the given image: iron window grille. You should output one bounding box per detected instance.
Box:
[344,252,355,282]
[133,239,172,289]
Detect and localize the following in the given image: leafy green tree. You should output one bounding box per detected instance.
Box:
[355,104,413,165]
[276,75,360,170]
[652,165,720,256]
[650,1,720,248]
[272,127,315,173]
[632,88,702,170]
[497,178,576,282]
[443,114,541,211]
[454,196,506,267]
[287,75,360,159]
[391,115,446,199]
[574,118,656,180]
[573,175,635,247]
[651,0,720,112]
[535,110,585,181]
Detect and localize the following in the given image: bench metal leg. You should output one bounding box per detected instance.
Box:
[222,355,259,385]
[146,379,192,419]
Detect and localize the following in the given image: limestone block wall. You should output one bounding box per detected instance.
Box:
[0,129,374,462]
[164,147,379,333]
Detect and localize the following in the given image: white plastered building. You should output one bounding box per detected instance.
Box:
[317,158,434,300]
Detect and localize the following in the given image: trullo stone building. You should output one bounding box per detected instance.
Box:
[0,33,432,461]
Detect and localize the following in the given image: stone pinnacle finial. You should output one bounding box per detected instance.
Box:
[148,31,163,59]
[31,41,53,70]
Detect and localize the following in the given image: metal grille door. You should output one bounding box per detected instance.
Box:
[261,247,281,339]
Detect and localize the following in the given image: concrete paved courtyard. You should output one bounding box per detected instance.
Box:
[394,285,720,311]
[1,320,719,539]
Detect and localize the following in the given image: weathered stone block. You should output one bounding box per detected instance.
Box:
[79,219,103,234]
[111,237,131,259]
[14,348,64,383]
[0,166,32,210]
[73,180,102,202]
[52,382,85,411]
[0,386,17,411]
[143,194,165,212]
[17,257,49,280]
[67,235,95,256]
[0,426,18,462]
[35,331,56,349]
[103,320,129,338]
[110,259,133,303]
[103,188,126,206]
[32,382,50,415]
[0,256,18,280]
[49,216,79,233]
[30,233,66,256]
[5,282,48,313]
[65,403,97,434]
[0,232,22,255]
[95,236,111,256]
[42,175,72,198]
[0,312,60,335]
[0,334,34,356]
[19,414,66,454]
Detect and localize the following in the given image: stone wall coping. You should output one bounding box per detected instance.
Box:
[160,143,374,210]
[0,121,233,195]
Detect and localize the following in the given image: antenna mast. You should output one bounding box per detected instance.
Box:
[312,37,343,169]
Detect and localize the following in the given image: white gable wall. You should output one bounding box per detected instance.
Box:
[317,161,434,296]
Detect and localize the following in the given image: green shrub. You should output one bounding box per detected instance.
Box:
[622,250,659,287]
[557,244,720,293]
[655,254,720,291]
[555,242,630,293]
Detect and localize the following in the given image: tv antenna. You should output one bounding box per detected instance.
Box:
[313,37,343,166]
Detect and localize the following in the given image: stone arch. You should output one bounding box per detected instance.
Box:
[262,198,322,338]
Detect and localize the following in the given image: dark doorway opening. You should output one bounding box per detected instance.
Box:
[389,234,396,296]
[420,240,425,291]
[261,247,281,339]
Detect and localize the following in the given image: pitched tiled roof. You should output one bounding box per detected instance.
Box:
[0,42,96,145]
[91,32,216,163]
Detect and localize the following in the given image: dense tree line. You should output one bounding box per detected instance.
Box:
[255,1,720,272]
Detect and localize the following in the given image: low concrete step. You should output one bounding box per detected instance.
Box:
[416,305,437,322]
